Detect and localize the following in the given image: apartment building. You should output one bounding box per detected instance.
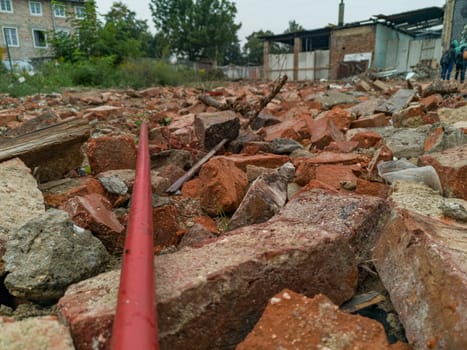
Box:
[0,0,86,65]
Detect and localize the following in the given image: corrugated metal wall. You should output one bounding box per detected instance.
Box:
[268,51,330,81]
[375,24,441,72]
[265,25,441,81]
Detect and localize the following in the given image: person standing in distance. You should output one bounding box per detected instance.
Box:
[440,42,456,80]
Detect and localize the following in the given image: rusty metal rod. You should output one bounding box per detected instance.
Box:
[110,122,159,350]
[166,137,228,194]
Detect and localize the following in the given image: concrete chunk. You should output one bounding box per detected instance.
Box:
[374,210,467,350]
[194,110,240,150]
[57,190,375,350]
[375,89,415,115]
[228,171,288,230]
[0,158,45,244]
[4,209,110,301]
[0,316,75,350]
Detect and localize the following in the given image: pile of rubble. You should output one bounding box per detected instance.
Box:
[0,76,466,350]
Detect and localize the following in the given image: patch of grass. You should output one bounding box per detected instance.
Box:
[70,56,118,87]
[0,57,226,97]
[216,205,230,232]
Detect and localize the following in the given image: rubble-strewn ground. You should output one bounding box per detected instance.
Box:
[0,76,466,349]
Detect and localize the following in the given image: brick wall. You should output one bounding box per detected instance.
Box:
[0,0,77,61]
[329,25,376,80]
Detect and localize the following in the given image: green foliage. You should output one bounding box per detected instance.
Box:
[97,2,154,62]
[50,1,155,64]
[283,20,305,34]
[70,56,118,87]
[216,205,230,232]
[49,0,101,62]
[0,57,226,97]
[243,30,274,65]
[224,39,244,65]
[241,20,304,65]
[0,61,72,97]
[75,1,101,57]
[49,31,81,62]
[135,115,143,129]
[150,0,241,64]
[117,58,199,89]
[159,117,172,126]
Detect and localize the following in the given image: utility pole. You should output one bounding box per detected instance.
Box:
[338,0,345,27]
[3,28,13,71]
[442,0,456,50]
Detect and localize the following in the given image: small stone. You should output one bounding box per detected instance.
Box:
[98,174,128,195]
[340,180,357,191]
[440,202,467,222]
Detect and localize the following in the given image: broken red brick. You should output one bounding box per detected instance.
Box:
[325,107,353,131]
[355,178,390,198]
[61,193,125,253]
[350,113,389,128]
[199,158,248,215]
[85,135,137,175]
[237,290,407,350]
[420,94,442,111]
[193,216,219,234]
[325,140,359,153]
[350,131,383,149]
[153,205,180,252]
[41,177,106,208]
[315,164,360,190]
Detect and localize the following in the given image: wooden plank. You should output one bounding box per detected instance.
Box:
[0,117,90,182]
[340,291,385,313]
[0,117,90,162]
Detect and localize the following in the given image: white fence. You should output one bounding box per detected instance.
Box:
[267,50,330,81]
[218,65,263,80]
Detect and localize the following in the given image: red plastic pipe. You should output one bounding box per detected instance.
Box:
[111,122,159,350]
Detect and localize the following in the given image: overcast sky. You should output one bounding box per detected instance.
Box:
[95,0,446,44]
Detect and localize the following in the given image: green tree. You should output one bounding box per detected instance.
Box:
[283,20,305,34]
[96,2,154,62]
[149,0,241,64]
[223,39,243,65]
[73,0,101,57]
[243,30,274,65]
[50,1,155,63]
[50,0,101,62]
[273,20,305,54]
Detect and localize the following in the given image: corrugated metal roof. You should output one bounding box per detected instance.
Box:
[373,6,444,33]
[262,6,444,44]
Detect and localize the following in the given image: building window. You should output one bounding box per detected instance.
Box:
[53,4,66,18]
[75,6,85,19]
[32,29,47,48]
[0,0,13,13]
[29,1,42,16]
[2,27,19,47]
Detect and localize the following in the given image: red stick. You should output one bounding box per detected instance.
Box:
[111,123,158,350]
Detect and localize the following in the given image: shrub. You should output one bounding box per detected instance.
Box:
[70,56,118,87]
[117,58,199,89]
[0,56,226,96]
